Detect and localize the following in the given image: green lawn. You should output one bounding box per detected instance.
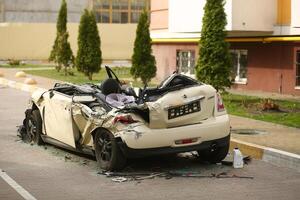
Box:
[25,67,156,87]
[222,93,300,128]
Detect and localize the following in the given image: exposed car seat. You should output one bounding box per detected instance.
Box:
[101,78,121,95]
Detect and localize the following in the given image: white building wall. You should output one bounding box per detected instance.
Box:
[167,0,276,33]
[291,0,300,28]
[231,0,276,31]
[168,0,232,33]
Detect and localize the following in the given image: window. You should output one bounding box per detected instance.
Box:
[93,0,149,23]
[112,0,128,9]
[230,50,248,83]
[95,11,110,23]
[112,11,128,23]
[112,0,129,23]
[130,12,140,23]
[130,0,146,23]
[176,50,195,76]
[296,50,300,87]
[94,0,111,23]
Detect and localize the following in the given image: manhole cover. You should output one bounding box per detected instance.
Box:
[231,129,268,135]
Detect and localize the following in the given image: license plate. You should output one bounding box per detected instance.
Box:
[168,100,201,119]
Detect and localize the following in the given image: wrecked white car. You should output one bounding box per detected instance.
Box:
[20,66,230,171]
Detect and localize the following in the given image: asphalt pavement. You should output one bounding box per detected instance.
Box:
[0,87,300,200]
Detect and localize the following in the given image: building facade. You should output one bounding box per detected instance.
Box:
[0,0,149,63]
[150,0,300,96]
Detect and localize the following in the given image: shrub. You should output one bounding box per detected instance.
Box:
[49,0,74,74]
[75,10,102,80]
[196,0,232,91]
[8,59,20,66]
[131,10,156,85]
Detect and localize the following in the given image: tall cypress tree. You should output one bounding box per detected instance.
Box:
[49,0,74,73]
[131,10,156,85]
[196,0,232,91]
[76,10,102,80]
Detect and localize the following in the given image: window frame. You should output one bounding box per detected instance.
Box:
[93,0,149,24]
[230,49,248,85]
[176,49,196,78]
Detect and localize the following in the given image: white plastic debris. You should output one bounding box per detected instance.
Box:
[111,177,128,183]
[233,148,244,168]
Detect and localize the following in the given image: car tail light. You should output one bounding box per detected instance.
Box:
[113,115,138,124]
[175,138,198,145]
[217,93,225,112]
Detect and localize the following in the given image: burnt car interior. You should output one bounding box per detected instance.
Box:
[49,66,202,121]
[139,73,201,103]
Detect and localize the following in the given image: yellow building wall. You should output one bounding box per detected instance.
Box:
[0,23,137,61]
[277,0,291,25]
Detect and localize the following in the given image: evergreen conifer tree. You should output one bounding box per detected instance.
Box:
[49,0,74,73]
[76,10,102,80]
[131,10,156,85]
[196,0,232,91]
[56,32,74,75]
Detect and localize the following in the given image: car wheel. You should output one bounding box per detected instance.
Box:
[94,129,126,171]
[25,110,44,145]
[197,138,230,163]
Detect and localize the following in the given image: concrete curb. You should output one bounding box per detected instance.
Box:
[0,77,39,93]
[231,139,300,172]
[1,77,300,172]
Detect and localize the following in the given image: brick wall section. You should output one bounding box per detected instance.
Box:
[231,42,300,96]
[152,42,300,96]
[152,43,198,80]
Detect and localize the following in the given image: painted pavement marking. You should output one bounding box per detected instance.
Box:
[0,169,37,200]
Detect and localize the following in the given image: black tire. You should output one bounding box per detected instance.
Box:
[25,110,44,145]
[197,137,230,163]
[94,129,126,171]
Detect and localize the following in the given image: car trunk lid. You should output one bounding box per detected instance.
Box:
[147,85,216,129]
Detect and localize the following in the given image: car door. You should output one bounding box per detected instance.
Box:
[43,91,78,148]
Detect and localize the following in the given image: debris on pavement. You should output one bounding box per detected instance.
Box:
[221,154,252,166]
[98,171,254,183]
[81,160,90,165]
[111,177,128,183]
[16,125,26,139]
[64,154,72,161]
[233,148,244,168]
[243,156,252,165]
[221,160,233,166]
[98,152,254,183]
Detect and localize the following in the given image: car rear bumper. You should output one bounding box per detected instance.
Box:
[117,134,230,158]
[117,114,230,157]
